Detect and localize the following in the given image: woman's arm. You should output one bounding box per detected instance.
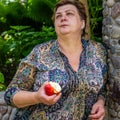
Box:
[4,61,37,106]
[89,42,108,120]
[4,61,62,108]
[4,46,39,107]
[4,45,62,108]
[89,97,105,120]
[12,82,61,108]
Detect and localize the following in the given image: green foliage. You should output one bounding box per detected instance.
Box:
[87,0,103,42]
[0,25,56,85]
[0,72,6,91]
[27,0,55,24]
[0,0,57,34]
[0,2,7,33]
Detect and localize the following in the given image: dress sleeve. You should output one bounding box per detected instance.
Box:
[4,46,39,106]
[96,43,108,101]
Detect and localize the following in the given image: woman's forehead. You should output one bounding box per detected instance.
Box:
[56,4,77,13]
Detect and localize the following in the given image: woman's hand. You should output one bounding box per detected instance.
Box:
[89,97,105,120]
[34,82,62,105]
[12,82,61,108]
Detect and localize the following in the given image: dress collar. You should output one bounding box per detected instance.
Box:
[51,39,88,53]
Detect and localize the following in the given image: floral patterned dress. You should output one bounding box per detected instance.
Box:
[4,39,108,120]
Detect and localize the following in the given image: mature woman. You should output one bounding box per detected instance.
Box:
[4,0,108,120]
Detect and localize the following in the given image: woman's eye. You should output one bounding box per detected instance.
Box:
[56,15,61,19]
[67,12,74,16]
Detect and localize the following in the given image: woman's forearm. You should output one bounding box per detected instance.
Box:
[13,91,40,108]
[97,96,105,106]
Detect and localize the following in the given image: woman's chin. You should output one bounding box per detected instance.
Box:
[60,30,70,35]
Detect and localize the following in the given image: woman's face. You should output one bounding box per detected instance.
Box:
[54,4,85,36]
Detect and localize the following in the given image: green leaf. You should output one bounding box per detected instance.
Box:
[0,72,5,83]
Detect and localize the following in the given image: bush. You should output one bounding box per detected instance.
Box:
[0,72,6,91]
[0,25,56,86]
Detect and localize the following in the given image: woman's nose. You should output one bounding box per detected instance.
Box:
[61,14,67,21]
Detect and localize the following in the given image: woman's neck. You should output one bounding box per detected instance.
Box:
[57,36,83,72]
[57,36,83,54]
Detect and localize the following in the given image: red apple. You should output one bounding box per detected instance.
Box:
[44,82,61,96]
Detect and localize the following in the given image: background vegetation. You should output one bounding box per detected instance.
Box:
[88,0,103,42]
[0,0,103,91]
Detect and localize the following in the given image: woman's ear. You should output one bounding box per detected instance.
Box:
[81,20,85,30]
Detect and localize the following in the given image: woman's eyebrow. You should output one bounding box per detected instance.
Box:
[56,9,75,14]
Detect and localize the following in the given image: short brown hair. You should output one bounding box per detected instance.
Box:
[52,0,87,37]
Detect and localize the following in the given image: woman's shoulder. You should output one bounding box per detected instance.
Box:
[87,40,107,52]
[86,40,108,61]
[31,39,56,54]
[88,40,104,47]
[88,40,108,62]
[22,40,56,61]
[34,39,56,49]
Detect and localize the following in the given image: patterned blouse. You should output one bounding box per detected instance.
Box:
[4,39,108,120]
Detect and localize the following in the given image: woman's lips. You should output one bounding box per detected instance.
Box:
[60,24,68,27]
